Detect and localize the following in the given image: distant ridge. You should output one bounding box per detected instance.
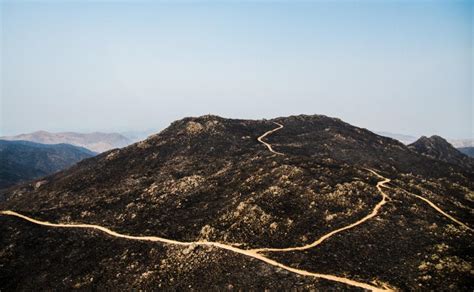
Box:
[375,131,418,144]
[408,135,474,170]
[458,147,474,158]
[1,131,132,153]
[376,132,473,154]
[0,140,95,189]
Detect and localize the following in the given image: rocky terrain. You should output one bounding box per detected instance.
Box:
[0,140,95,189]
[2,131,132,153]
[0,115,472,291]
[408,135,474,171]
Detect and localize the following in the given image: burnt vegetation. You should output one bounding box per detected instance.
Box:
[1,114,473,291]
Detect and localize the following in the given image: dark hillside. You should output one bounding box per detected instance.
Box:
[408,135,474,171]
[1,115,472,291]
[0,140,95,189]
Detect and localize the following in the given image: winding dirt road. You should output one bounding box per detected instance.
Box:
[257,122,284,155]
[0,122,396,292]
[3,121,470,291]
[396,187,473,232]
[0,210,392,292]
[251,169,390,253]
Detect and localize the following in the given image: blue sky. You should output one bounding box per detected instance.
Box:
[1,1,472,139]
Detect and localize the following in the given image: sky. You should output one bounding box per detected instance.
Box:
[1,0,472,139]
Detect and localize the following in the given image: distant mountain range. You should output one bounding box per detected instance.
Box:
[120,130,157,143]
[0,140,95,189]
[1,131,133,153]
[375,131,418,144]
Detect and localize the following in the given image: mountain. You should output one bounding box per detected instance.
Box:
[375,132,473,153]
[458,147,474,158]
[408,135,474,170]
[0,140,95,189]
[0,115,472,291]
[375,131,418,144]
[1,131,132,153]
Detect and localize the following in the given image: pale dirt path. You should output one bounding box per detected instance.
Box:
[0,123,397,291]
[0,210,392,292]
[3,121,469,290]
[395,187,473,232]
[256,123,393,253]
[257,122,285,155]
[250,169,391,253]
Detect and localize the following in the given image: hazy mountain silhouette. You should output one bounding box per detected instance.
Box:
[375,131,418,144]
[1,131,132,153]
[0,140,95,189]
[458,147,474,158]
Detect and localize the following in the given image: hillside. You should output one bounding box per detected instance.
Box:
[0,140,95,189]
[1,131,132,153]
[0,115,472,291]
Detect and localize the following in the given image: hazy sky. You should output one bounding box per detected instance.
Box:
[1,1,472,139]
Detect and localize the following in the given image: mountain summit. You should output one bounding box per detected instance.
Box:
[408,135,474,170]
[1,115,472,291]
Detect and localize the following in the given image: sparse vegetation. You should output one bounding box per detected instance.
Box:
[1,115,473,291]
